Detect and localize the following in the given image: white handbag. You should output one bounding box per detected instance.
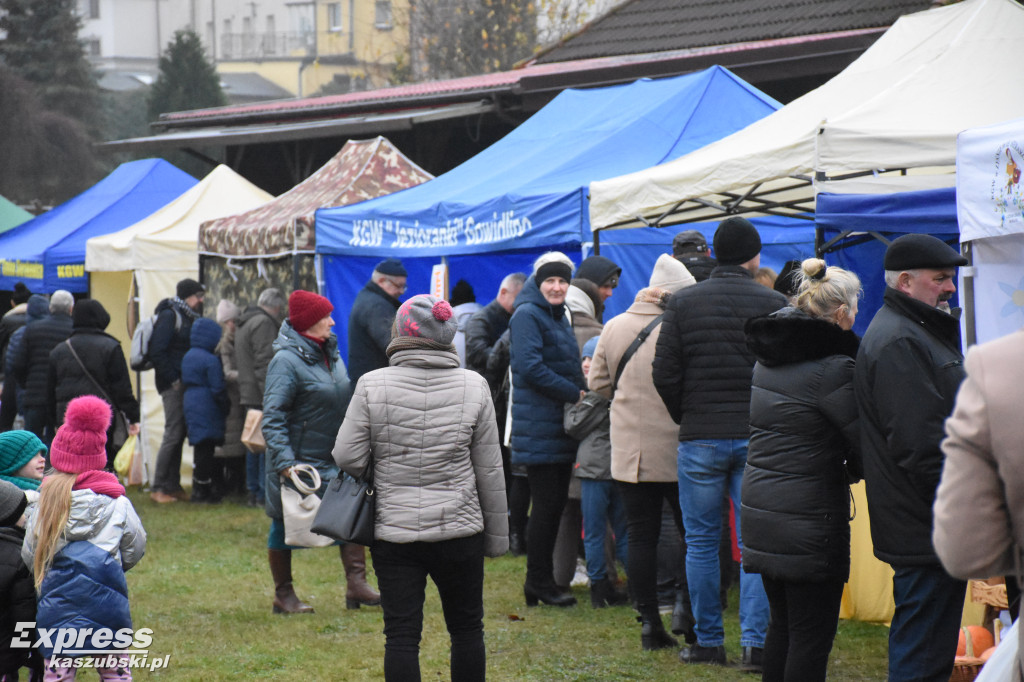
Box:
[281,463,334,548]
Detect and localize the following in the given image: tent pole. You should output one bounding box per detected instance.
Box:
[962,241,976,349]
[593,230,600,256]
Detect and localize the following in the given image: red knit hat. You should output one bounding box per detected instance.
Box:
[288,290,334,332]
[50,396,111,474]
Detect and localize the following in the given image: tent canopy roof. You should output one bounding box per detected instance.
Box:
[199,137,432,258]
[315,66,781,258]
[0,195,31,235]
[0,159,197,293]
[86,165,273,273]
[589,0,1024,230]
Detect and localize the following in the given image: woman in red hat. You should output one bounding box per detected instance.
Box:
[261,290,380,614]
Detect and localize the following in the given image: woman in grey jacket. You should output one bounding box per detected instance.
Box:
[334,294,508,682]
[261,290,379,615]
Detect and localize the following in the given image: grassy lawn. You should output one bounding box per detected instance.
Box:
[112,488,889,681]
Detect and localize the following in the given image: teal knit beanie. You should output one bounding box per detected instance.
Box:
[0,430,47,491]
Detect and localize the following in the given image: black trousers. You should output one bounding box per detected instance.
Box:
[525,463,572,588]
[371,534,486,682]
[761,575,845,682]
[617,480,686,614]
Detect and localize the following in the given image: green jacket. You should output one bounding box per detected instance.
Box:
[262,320,351,520]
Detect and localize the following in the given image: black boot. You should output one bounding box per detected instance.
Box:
[508,530,526,556]
[671,589,696,644]
[524,580,576,607]
[639,609,677,651]
[590,578,613,608]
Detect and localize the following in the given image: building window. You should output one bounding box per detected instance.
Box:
[327,2,342,32]
[85,38,101,56]
[80,0,100,19]
[375,0,391,29]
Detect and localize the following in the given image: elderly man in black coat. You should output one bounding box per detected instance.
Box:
[347,258,407,385]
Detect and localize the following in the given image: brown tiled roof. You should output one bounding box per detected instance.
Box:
[532,0,937,64]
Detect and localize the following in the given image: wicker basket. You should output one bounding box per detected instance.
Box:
[950,657,984,682]
[971,579,1009,609]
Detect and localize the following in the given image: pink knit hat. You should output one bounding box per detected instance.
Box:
[50,396,111,474]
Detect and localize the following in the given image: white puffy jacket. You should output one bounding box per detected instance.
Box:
[333,348,508,557]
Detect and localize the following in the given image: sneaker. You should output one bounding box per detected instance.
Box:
[678,644,726,665]
[740,646,763,674]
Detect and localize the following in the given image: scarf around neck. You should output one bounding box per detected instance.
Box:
[71,470,125,498]
[386,335,456,358]
[0,472,41,491]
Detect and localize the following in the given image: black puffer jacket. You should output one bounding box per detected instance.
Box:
[464,299,511,392]
[0,525,39,675]
[741,307,861,583]
[11,312,73,410]
[855,287,965,566]
[653,265,787,440]
[48,329,140,427]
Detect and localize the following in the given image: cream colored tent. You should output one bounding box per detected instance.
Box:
[588,0,1024,230]
[86,165,273,485]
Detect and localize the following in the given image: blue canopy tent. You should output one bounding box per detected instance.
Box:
[316,66,783,361]
[600,217,817,320]
[0,159,197,293]
[815,187,958,335]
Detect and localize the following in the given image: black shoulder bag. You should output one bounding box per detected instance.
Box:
[63,339,130,451]
[611,314,664,397]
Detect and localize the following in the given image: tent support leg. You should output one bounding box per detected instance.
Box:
[593,230,600,255]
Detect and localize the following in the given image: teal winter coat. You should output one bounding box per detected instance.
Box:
[262,321,352,520]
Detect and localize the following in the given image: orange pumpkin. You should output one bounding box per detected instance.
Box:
[979,646,997,663]
[957,626,995,657]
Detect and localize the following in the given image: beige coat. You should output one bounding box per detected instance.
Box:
[333,348,509,557]
[934,328,1024,681]
[588,289,679,483]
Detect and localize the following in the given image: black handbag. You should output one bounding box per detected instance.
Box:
[311,463,375,546]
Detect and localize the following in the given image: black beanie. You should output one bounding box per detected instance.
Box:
[176,278,205,300]
[72,299,111,330]
[713,217,761,266]
[450,280,475,307]
[11,282,31,305]
[574,256,621,288]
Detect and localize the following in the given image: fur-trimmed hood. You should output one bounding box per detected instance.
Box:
[745,306,859,367]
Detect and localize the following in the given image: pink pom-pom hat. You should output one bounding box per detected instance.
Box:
[395,295,458,345]
[50,395,112,474]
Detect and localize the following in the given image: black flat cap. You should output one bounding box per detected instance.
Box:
[883,234,967,271]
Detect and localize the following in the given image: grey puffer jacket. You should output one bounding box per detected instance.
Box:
[333,348,509,557]
[262,321,351,520]
[564,391,612,480]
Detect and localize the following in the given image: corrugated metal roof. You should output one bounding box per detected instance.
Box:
[532,0,937,64]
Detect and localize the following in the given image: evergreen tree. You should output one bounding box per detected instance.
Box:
[0,66,100,206]
[0,0,102,133]
[149,30,227,121]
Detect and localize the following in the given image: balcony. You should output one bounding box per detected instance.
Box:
[219,32,314,60]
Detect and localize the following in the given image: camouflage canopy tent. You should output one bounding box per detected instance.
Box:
[198,136,433,309]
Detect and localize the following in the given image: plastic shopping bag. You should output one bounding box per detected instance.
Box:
[113,434,137,479]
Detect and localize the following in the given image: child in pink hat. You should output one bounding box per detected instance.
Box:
[22,396,147,681]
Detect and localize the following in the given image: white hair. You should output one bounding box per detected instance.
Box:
[884,269,922,289]
[50,290,74,314]
[499,272,527,295]
[258,287,285,310]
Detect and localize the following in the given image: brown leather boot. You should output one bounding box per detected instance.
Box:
[268,549,314,614]
[340,544,381,609]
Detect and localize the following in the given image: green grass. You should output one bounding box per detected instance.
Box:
[110,488,889,681]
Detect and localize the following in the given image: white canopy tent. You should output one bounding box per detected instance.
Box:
[86,165,273,484]
[589,0,1024,231]
[957,116,1024,346]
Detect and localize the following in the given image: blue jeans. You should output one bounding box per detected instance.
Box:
[579,479,628,582]
[888,565,966,682]
[678,439,769,648]
[246,449,265,498]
